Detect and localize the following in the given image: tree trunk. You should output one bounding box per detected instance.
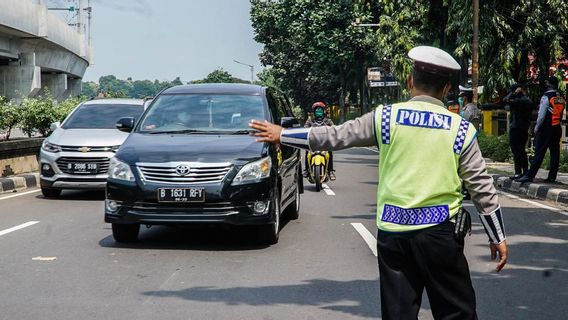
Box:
[360,67,366,115]
[340,75,346,123]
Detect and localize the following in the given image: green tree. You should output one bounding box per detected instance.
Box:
[81,81,99,98]
[192,68,243,84]
[0,97,20,141]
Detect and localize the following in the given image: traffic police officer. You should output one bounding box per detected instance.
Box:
[250,46,508,320]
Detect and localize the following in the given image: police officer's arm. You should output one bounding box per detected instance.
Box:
[535,95,549,132]
[459,140,508,271]
[249,111,376,150]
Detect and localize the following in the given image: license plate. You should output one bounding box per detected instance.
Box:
[157,188,205,203]
[68,163,98,173]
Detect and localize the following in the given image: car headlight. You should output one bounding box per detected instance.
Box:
[232,156,272,185]
[42,141,61,153]
[108,157,135,181]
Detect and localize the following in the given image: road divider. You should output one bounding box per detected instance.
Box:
[351,222,377,257]
[0,221,39,237]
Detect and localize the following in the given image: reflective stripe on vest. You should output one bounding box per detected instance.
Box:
[381,105,392,144]
[550,96,566,126]
[453,119,470,154]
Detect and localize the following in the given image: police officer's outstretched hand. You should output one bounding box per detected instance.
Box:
[249,120,282,144]
[491,241,508,272]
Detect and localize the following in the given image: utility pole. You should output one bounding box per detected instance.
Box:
[472,0,480,104]
[234,60,255,84]
[77,0,83,34]
[87,0,92,46]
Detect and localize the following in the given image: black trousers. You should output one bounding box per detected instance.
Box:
[509,128,529,175]
[526,125,562,180]
[377,222,477,320]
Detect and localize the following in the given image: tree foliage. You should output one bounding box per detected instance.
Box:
[251,0,378,121]
[82,76,187,99]
[191,68,250,84]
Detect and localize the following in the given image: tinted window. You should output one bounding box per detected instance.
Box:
[139,94,266,132]
[63,104,143,129]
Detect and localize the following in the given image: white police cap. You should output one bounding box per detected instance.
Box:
[408,46,460,76]
[458,85,473,92]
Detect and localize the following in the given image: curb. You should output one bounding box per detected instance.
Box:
[491,174,568,207]
[0,173,40,194]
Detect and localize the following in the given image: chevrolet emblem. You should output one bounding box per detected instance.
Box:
[78,146,91,153]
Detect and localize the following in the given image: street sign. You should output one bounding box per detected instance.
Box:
[370,81,399,88]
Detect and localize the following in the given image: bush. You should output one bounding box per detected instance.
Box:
[477,132,512,162]
[20,97,59,137]
[0,97,20,141]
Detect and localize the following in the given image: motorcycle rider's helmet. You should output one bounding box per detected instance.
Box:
[312,102,326,121]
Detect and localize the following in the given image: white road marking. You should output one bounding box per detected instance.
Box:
[0,189,40,201]
[0,221,40,237]
[497,190,568,216]
[322,184,335,196]
[351,223,377,257]
[359,147,379,153]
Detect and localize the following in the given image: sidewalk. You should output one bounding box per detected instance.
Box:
[0,173,39,194]
[486,159,568,207]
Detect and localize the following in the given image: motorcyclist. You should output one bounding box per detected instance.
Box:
[304,102,336,181]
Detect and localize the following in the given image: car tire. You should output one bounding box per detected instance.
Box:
[41,187,62,198]
[111,223,140,242]
[284,172,300,220]
[258,192,280,245]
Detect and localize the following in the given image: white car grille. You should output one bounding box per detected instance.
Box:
[137,162,233,184]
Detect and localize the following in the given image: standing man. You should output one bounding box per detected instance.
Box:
[503,84,533,179]
[250,46,508,319]
[516,76,566,183]
[458,85,481,129]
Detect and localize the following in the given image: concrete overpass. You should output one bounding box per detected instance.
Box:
[0,0,92,101]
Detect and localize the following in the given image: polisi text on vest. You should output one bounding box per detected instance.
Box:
[397,109,452,130]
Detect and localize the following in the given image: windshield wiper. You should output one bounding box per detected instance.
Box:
[231,129,256,135]
[147,129,217,134]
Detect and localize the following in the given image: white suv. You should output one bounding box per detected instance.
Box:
[39,98,144,198]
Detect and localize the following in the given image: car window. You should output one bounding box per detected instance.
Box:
[62,104,143,129]
[138,94,265,132]
[267,92,286,123]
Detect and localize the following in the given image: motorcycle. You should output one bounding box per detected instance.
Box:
[306,151,330,192]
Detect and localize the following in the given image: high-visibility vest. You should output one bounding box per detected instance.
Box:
[550,96,566,126]
[373,101,477,232]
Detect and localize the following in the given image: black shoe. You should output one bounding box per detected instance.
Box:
[329,171,336,181]
[515,175,533,183]
[544,178,557,183]
[509,174,523,180]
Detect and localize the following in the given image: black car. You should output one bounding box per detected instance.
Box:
[105,84,303,244]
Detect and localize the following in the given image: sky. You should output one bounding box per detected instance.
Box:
[53,0,265,83]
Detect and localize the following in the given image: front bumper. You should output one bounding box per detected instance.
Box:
[39,149,113,190]
[105,177,277,226]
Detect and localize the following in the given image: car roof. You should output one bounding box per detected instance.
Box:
[82,98,144,106]
[162,83,266,95]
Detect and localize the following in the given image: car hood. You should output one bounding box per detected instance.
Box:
[48,129,129,146]
[117,133,267,164]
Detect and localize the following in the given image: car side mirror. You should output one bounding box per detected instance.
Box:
[116,117,135,133]
[50,121,61,131]
[281,117,300,128]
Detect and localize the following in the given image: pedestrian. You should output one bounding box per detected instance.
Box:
[250,46,508,320]
[503,83,533,179]
[458,85,481,129]
[516,76,566,183]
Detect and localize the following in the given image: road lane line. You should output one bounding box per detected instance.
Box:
[0,189,40,201]
[497,190,568,216]
[0,221,39,237]
[322,184,335,196]
[358,147,379,153]
[351,223,377,257]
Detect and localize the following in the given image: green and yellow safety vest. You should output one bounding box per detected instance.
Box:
[374,100,477,232]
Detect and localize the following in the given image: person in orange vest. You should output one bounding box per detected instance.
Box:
[516,76,566,183]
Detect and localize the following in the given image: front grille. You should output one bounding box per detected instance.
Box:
[60,145,116,152]
[132,201,239,214]
[137,162,232,184]
[56,157,110,174]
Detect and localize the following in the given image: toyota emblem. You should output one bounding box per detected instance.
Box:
[175,164,191,176]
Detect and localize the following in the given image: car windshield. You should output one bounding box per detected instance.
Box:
[63,104,143,129]
[138,94,266,133]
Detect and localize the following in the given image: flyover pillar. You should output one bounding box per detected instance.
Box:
[0,52,41,100]
[41,73,68,100]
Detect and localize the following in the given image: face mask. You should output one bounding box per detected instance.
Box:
[458,97,464,107]
[314,108,324,119]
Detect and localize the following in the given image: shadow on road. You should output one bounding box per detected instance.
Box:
[98,219,293,252]
[37,190,105,201]
[142,278,380,319]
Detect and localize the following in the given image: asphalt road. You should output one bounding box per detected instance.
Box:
[0,148,567,320]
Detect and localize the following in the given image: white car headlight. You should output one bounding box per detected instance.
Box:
[232,156,272,185]
[108,157,135,181]
[42,141,61,153]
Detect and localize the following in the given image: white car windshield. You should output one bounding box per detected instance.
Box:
[63,104,143,129]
